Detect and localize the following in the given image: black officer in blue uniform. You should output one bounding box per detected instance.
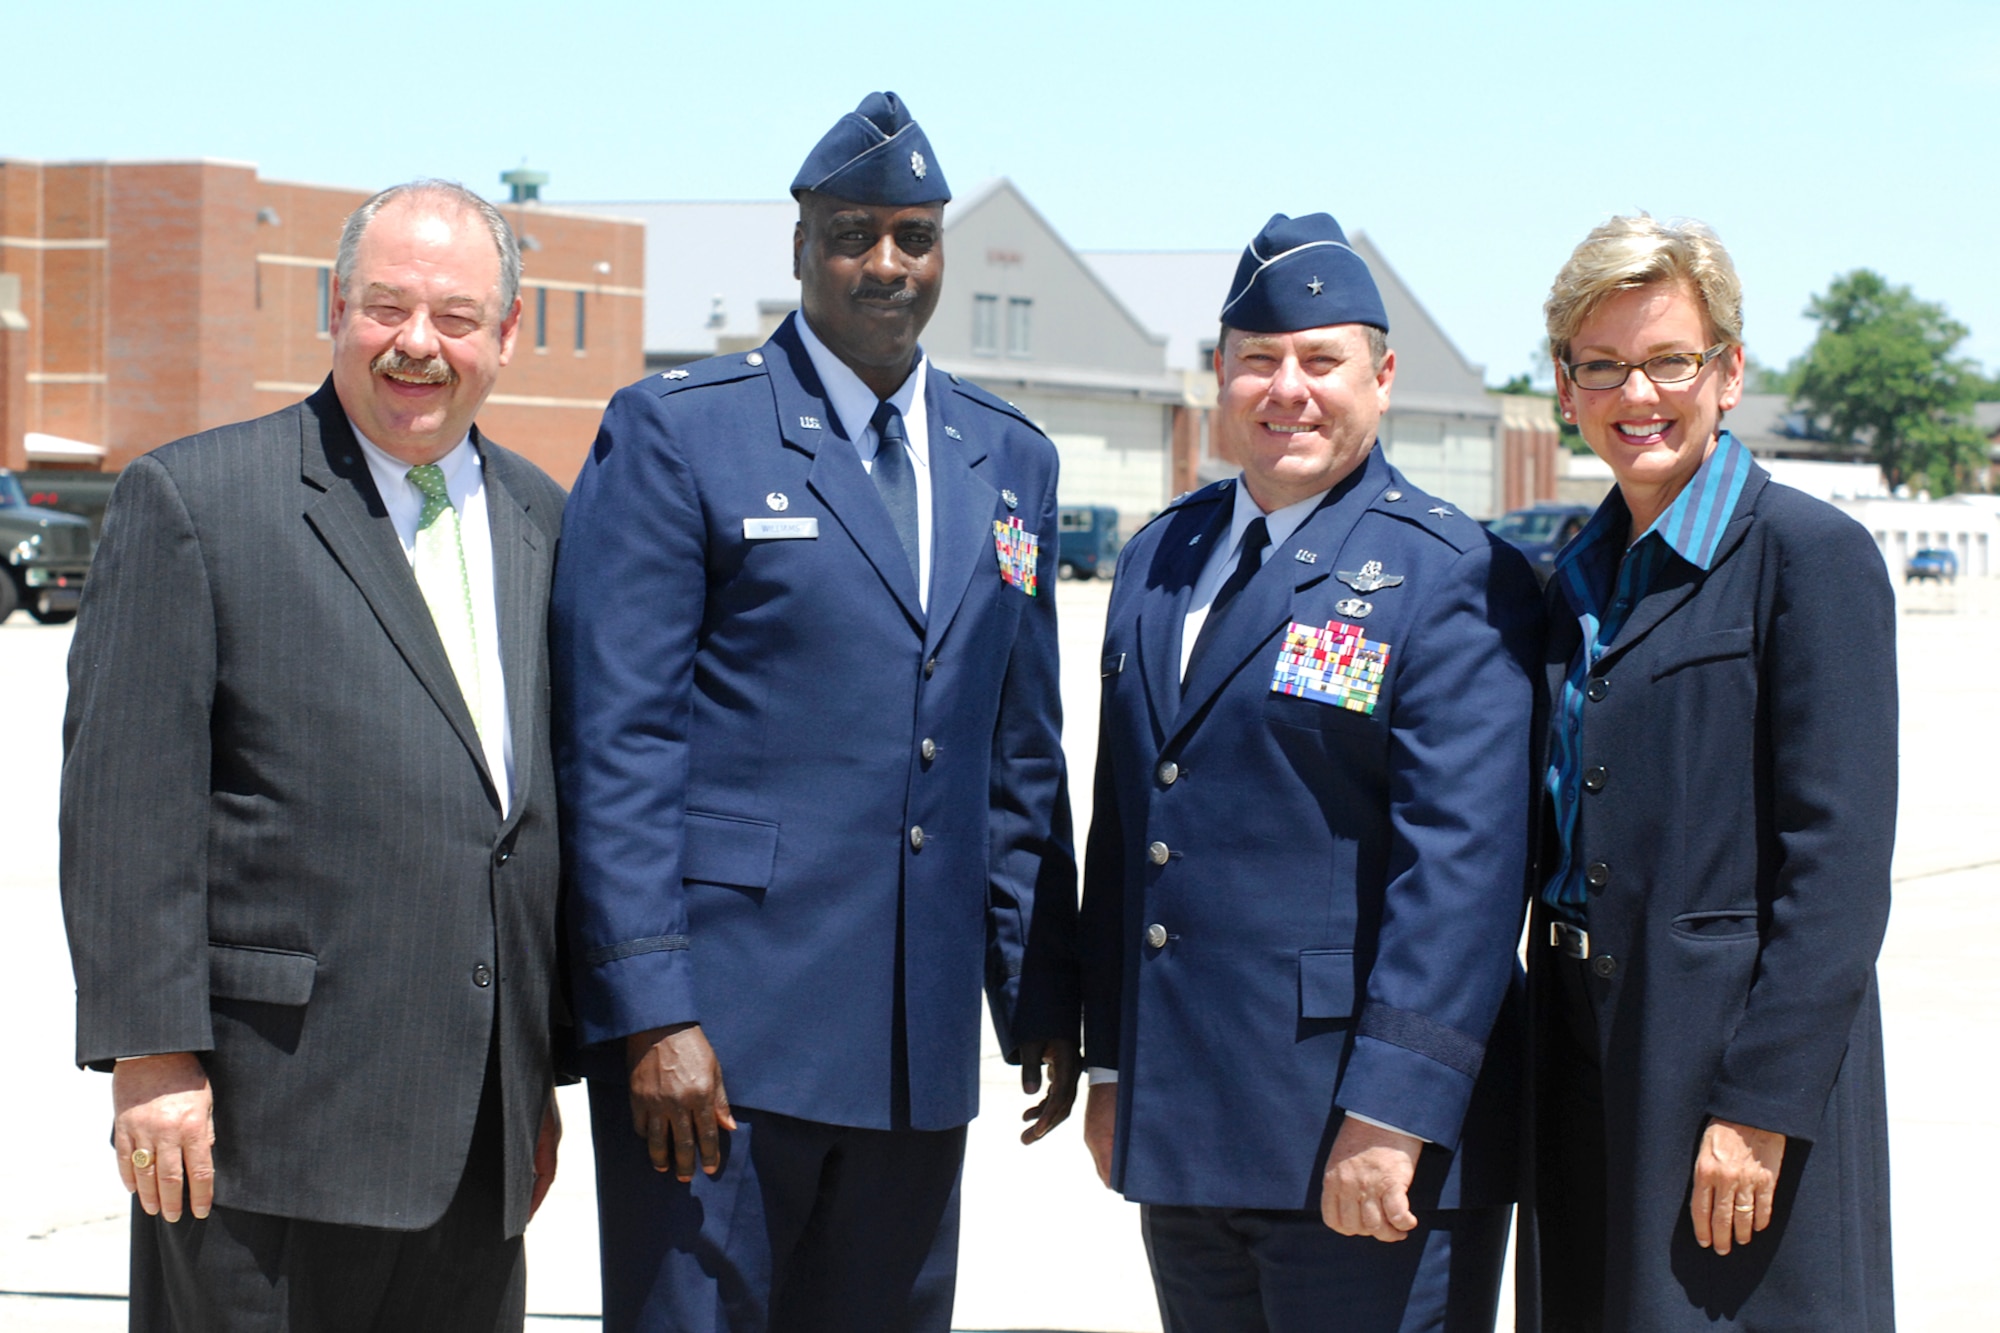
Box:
[553,93,1079,1333]
[1078,213,1543,1331]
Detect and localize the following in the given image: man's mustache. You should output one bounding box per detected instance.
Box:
[372,348,457,384]
[851,282,918,305]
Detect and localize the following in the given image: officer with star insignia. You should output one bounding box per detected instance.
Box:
[553,92,1079,1332]
[1078,212,1544,1331]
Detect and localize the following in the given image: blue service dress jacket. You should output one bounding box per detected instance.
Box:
[1519,465,1897,1330]
[552,313,1077,1132]
[1080,447,1544,1210]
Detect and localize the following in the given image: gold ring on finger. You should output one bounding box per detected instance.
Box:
[1733,1202,1755,1212]
[130,1147,155,1171]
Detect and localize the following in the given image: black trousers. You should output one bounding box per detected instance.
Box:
[1141,1201,1510,1333]
[129,1058,525,1333]
[1532,949,1611,1333]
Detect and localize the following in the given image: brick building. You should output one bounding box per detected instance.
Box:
[0,159,643,485]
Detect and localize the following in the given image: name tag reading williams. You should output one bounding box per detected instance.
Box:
[743,517,820,540]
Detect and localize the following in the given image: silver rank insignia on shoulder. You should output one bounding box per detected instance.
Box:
[1335,597,1373,618]
[943,425,963,440]
[1429,505,1454,518]
[745,352,765,367]
[1001,489,1019,510]
[1338,560,1405,594]
[1294,548,1318,564]
[798,415,821,430]
[662,368,690,380]
[766,492,789,512]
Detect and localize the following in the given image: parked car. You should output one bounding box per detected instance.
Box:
[1486,503,1592,584]
[1057,505,1121,580]
[1,468,95,623]
[1906,547,1960,583]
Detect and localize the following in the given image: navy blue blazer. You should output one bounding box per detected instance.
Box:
[553,313,1077,1132]
[1080,448,1542,1211]
[1519,467,1896,1329]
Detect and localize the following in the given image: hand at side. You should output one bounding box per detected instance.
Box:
[112,1053,215,1222]
[626,1023,736,1181]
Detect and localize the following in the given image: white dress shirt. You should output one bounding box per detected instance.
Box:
[795,313,935,610]
[352,427,515,818]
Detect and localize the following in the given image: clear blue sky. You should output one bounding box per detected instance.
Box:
[10,0,1997,385]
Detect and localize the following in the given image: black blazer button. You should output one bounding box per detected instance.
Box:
[495,847,512,865]
[1583,766,1607,793]
[924,657,938,679]
[1584,861,1611,889]
[1586,678,1609,702]
[473,964,493,988]
[1592,954,1617,979]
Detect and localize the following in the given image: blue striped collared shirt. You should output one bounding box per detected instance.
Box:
[1541,431,1756,920]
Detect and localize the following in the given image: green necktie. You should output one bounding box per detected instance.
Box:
[408,463,484,737]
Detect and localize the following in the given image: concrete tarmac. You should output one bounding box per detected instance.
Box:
[3,571,1995,1331]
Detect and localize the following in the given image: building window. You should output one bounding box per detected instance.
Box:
[972,294,999,354]
[575,290,588,352]
[316,267,331,334]
[531,288,546,350]
[1007,297,1032,357]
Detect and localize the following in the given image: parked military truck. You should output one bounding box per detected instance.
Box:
[0,469,94,623]
[16,467,118,539]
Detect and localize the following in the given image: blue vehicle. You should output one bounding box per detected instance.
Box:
[1057,505,1121,580]
[1486,504,1591,585]
[1906,547,1959,583]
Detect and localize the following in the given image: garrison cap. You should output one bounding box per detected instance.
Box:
[1220,212,1388,334]
[790,91,950,206]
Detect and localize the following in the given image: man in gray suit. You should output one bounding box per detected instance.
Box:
[60,180,566,1332]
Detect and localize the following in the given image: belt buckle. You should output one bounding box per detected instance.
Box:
[1549,921,1591,959]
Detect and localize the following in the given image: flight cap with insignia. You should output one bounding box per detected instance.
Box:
[1220,212,1388,334]
[790,91,951,206]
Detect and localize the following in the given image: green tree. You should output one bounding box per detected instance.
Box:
[1790,269,1986,494]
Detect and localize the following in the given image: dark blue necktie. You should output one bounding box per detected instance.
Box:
[1184,516,1270,688]
[870,400,921,582]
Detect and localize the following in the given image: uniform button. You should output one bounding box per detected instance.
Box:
[745,351,765,367]
[1145,923,1168,949]
[920,738,937,762]
[495,846,512,865]
[909,825,926,851]
[1384,489,1403,502]
[1585,861,1610,889]
[1157,761,1179,787]
[1582,767,1607,793]
[924,657,938,679]
[1147,841,1170,866]
[1586,678,1609,702]
[1592,954,1618,979]
[472,964,492,988]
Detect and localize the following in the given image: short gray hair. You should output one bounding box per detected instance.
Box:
[1544,213,1742,365]
[335,179,521,312]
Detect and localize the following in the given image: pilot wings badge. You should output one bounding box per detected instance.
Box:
[1336,559,1405,595]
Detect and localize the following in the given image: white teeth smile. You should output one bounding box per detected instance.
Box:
[1265,424,1316,434]
[1616,421,1669,441]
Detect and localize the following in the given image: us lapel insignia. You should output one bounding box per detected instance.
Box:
[1001,488,1019,510]
[1270,619,1392,715]
[1337,559,1405,595]
[798,415,822,430]
[662,368,690,380]
[943,425,964,440]
[1294,548,1318,564]
[766,492,789,512]
[993,517,1039,596]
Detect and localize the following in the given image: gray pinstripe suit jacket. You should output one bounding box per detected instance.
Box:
[59,381,565,1236]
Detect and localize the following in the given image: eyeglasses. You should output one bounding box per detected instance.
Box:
[1563,344,1729,391]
